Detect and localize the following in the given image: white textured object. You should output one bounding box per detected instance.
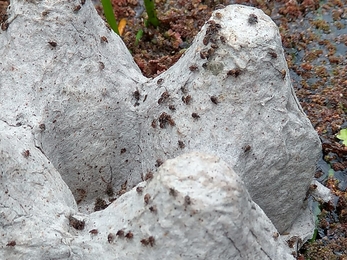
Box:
[0,0,320,258]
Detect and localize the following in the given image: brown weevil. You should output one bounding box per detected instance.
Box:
[227,68,242,78]
[178,140,185,149]
[144,193,151,204]
[144,171,153,181]
[148,236,155,247]
[6,241,16,247]
[73,5,81,12]
[116,230,125,237]
[125,231,133,239]
[192,113,200,119]
[158,91,170,104]
[248,14,258,25]
[48,41,57,47]
[101,36,108,43]
[68,216,85,230]
[210,96,218,104]
[89,229,98,235]
[108,233,114,243]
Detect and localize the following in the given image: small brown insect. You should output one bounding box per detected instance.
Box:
[208,48,215,57]
[39,123,46,131]
[6,241,16,247]
[149,205,157,213]
[248,14,258,25]
[210,43,218,49]
[189,65,198,71]
[220,35,226,44]
[280,69,286,79]
[210,96,218,104]
[269,52,277,59]
[180,85,189,94]
[155,159,163,167]
[151,119,157,128]
[120,148,126,154]
[42,10,50,16]
[99,61,105,70]
[178,140,185,149]
[125,231,133,239]
[101,36,108,43]
[133,90,140,100]
[169,105,176,111]
[273,232,279,239]
[203,35,210,45]
[144,193,151,204]
[108,233,114,243]
[89,229,98,235]
[81,0,86,5]
[182,95,191,105]
[117,180,127,196]
[157,78,164,85]
[200,50,209,59]
[1,22,9,31]
[158,91,170,104]
[145,172,153,181]
[48,41,57,47]
[73,5,81,12]
[185,195,191,205]
[169,188,177,197]
[148,236,155,247]
[227,68,242,77]
[69,216,85,230]
[136,186,143,193]
[242,145,251,153]
[192,113,200,119]
[22,150,30,158]
[207,20,216,26]
[141,238,149,246]
[202,63,208,69]
[215,12,223,18]
[116,230,125,237]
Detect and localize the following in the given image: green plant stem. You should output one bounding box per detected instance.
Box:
[101,0,119,35]
[144,0,160,27]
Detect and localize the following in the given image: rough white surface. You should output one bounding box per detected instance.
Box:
[0,121,77,259]
[0,0,320,258]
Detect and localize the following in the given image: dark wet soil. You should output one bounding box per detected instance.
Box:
[1,0,347,259]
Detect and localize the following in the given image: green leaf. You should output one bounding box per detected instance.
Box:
[101,0,119,35]
[336,128,347,146]
[135,29,144,46]
[144,0,160,27]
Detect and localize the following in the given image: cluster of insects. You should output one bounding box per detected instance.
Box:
[108,230,133,243]
[200,20,223,61]
[141,236,155,247]
[158,112,175,128]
